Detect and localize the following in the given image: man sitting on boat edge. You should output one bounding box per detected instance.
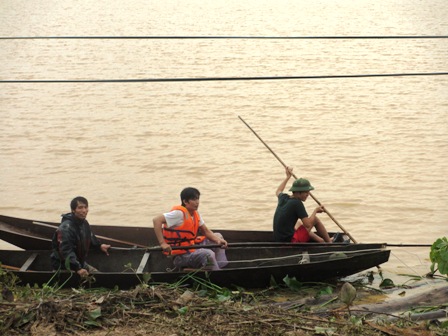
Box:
[50,196,111,277]
[153,187,228,270]
[273,166,333,243]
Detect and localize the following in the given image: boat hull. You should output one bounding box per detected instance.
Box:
[0,243,390,289]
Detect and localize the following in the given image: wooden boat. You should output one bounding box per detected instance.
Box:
[0,242,390,289]
[0,214,274,250]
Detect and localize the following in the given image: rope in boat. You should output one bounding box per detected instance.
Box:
[109,243,432,252]
[225,248,385,265]
[163,248,385,271]
[1,35,447,40]
[389,250,432,286]
[1,72,447,84]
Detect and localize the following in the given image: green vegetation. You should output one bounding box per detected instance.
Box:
[1,266,447,335]
[430,237,448,276]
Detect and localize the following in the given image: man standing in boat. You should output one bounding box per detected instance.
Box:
[153,187,228,270]
[273,167,332,243]
[50,196,110,277]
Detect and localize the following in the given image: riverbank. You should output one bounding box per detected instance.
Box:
[1,266,447,336]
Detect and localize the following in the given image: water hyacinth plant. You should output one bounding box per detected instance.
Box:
[429,237,448,276]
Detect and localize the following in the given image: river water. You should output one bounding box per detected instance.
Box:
[0,0,447,283]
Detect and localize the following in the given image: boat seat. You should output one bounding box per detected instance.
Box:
[137,252,151,273]
[20,252,38,271]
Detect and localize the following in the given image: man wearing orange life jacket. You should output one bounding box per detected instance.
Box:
[153,187,228,270]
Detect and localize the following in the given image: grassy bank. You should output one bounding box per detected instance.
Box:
[1,267,447,335]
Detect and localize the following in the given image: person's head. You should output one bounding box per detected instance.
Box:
[180,187,201,214]
[70,196,89,220]
[180,187,200,206]
[289,178,314,201]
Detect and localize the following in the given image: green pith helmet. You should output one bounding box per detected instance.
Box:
[289,178,315,192]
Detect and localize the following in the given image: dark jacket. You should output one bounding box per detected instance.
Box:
[50,213,102,271]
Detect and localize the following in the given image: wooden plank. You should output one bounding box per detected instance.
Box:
[137,252,151,273]
[19,252,38,271]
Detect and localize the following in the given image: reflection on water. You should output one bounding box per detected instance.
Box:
[0,1,447,277]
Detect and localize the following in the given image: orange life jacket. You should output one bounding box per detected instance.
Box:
[162,205,205,255]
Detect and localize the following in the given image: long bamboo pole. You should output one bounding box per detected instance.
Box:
[238,115,358,243]
[31,220,149,248]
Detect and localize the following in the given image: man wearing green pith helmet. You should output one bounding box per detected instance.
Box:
[273,166,332,243]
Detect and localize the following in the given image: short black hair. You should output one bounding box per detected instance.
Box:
[180,187,200,206]
[70,196,88,211]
